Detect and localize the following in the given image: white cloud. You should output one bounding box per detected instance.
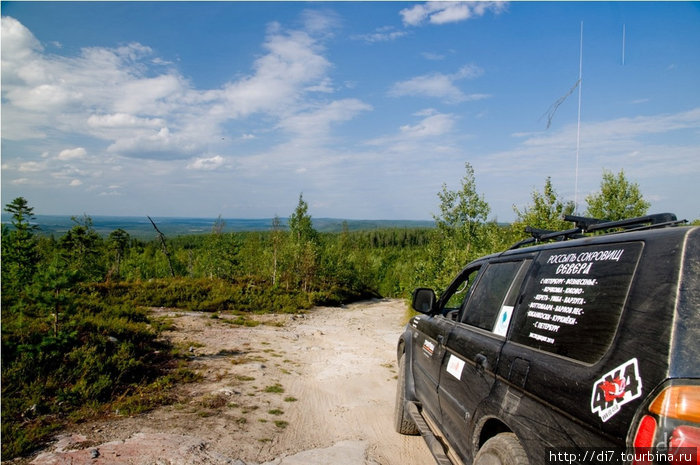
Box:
[305,77,334,93]
[114,74,185,115]
[57,147,87,161]
[1,14,355,162]
[367,110,459,150]
[87,113,165,129]
[301,8,340,36]
[187,155,225,171]
[431,3,473,24]
[400,113,456,138]
[69,179,83,187]
[221,29,331,119]
[0,17,43,65]
[389,65,487,103]
[400,2,507,27]
[18,161,46,172]
[278,99,372,138]
[480,108,700,180]
[352,26,409,43]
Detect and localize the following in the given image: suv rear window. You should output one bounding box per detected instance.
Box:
[509,242,643,363]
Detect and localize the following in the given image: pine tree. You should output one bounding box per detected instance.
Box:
[288,193,317,244]
[2,197,40,292]
[59,215,105,281]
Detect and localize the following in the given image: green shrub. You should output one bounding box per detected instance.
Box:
[0,293,171,459]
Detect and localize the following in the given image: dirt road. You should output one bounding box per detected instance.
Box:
[29,300,435,465]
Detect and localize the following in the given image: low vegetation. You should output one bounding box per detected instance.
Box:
[1,166,659,459]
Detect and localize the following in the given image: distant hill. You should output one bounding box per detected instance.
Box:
[1,214,435,239]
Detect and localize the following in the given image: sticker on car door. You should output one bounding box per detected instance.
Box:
[422,340,435,357]
[492,305,513,336]
[590,358,642,422]
[446,354,466,380]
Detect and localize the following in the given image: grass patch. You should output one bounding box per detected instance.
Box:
[264,383,284,394]
[268,408,284,415]
[274,420,289,429]
[284,396,298,402]
[151,316,177,332]
[228,316,261,327]
[199,393,228,409]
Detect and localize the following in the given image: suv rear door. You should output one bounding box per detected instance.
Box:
[495,242,645,456]
[437,257,533,462]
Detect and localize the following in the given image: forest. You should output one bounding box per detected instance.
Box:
[0,165,674,459]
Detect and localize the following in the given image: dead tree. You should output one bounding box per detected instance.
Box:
[147,216,176,277]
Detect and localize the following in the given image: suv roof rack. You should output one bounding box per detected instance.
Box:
[509,212,686,250]
[508,226,584,250]
[577,213,680,233]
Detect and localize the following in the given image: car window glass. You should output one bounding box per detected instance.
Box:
[442,268,480,314]
[509,242,643,363]
[461,261,524,332]
[492,260,531,336]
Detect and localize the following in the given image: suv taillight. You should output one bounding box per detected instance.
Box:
[631,382,700,464]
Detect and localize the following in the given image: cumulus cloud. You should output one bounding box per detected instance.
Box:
[367,110,459,151]
[400,1,507,26]
[0,16,43,67]
[18,161,46,172]
[389,65,487,103]
[187,155,226,171]
[278,99,372,138]
[1,13,362,162]
[57,147,87,161]
[87,113,165,129]
[400,112,456,138]
[221,29,331,119]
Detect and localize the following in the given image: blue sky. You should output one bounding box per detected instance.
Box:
[2,2,699,221]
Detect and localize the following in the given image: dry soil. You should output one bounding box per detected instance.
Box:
[26,299,435,465]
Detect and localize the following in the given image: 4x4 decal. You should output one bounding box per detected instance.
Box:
[590,358,642,422]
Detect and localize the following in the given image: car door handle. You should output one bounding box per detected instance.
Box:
[474,353,489,372]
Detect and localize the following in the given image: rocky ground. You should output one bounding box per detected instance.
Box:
[24,300,435,465]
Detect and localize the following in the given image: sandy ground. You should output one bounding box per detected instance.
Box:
[26,300,435,465]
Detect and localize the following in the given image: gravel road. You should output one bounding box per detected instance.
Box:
[27,300,435,465]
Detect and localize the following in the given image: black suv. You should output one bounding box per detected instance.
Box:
[395,214,698,465]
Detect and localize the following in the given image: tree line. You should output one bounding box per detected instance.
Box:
[1,166,658,459]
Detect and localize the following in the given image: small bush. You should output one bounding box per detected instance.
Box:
[0,294,174,459]
[263,383,284,394]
